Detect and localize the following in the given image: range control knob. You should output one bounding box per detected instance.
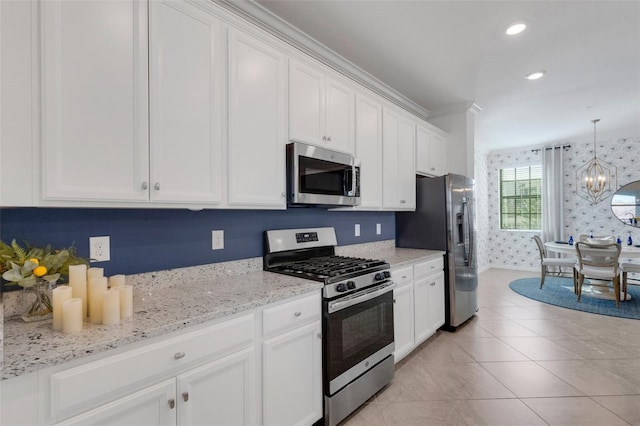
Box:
[374,273,385,281]
[384,271,391,279]
[336,283,348,292]
[346,281,356,290]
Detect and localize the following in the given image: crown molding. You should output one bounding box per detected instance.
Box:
[428,101,483,119]
[214,0,430,120]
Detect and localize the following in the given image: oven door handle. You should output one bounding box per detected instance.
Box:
[328,282,396,313]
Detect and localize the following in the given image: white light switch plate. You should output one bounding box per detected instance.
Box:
[89,236,110,262]
[354,224,360,237]
[212,230,224,250]
[376,223,382,235]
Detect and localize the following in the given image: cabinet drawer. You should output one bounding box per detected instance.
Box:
[263,292,321,336]
[50,313,254,420]
[392,265,413,288]
[414,257,444,279]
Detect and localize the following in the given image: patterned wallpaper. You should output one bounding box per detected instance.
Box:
[477,135,640,271]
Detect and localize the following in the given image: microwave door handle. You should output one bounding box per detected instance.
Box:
[344,168,353,195]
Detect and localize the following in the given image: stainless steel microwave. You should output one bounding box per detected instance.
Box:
[287,142,361,207]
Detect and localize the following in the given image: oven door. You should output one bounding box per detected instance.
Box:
[324,282,395,395]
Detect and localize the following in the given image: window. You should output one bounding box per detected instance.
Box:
[500,165,542,230]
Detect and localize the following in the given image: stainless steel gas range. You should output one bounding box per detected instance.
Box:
[264,227,395,426]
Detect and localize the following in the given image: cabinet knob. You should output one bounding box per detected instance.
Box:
[141,182,148,190]
[182,392,189,402]
[174,352,186,360]
[154,182,160,191]
[400,200,406,204]
[327,136,331,142]
[168,399,176,409]
[281,192,285,198]
[294,311,302,317]
[322,136,327,141]
[393,299,396,304]
[430,282,436,286]
[317,333,322,339]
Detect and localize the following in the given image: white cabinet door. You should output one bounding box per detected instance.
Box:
[354,93,383,209]
[289,60,324,145]
[228,28,286,208]
[176,347,256,426]
[324,77,355,153]
[383,107,416,210]
[41,0,149,202]
[413,276,431,345]
[149,0,224,204]
[427,271,446,333]
[57,380,176,426]
[289,60,354,153]
[416,123,447,177]
[393,284,414,363]
[263,320,322,426]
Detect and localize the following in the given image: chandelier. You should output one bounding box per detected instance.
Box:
[575,119,617,204]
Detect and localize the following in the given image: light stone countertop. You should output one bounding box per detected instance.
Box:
[1,244,442,380]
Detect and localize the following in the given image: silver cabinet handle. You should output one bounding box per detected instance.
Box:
[168,399,175,409]
[154,182,160,190]
[174,352,185,360]
[141,182,148,190]
[294,311,302,317]
[182,392,189,402]
[430,282,436,287]
[317,333,322,339]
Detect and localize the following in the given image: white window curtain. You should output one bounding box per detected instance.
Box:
[541,147,565,243]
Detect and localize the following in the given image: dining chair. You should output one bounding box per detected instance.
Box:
[620,262,640,301]
[532,235,576,289]
[574,241,622,307]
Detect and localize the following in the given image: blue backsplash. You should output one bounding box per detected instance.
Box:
[0,208,395,290]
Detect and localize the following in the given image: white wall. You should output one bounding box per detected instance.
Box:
[479,133,640,271]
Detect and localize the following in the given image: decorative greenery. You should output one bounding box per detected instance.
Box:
[0,239,89,288]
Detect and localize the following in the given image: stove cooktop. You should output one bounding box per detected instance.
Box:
[269,255,388,283]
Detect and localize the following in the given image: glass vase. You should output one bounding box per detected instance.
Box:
[21,278,56,322]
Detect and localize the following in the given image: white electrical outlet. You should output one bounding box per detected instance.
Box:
[376,223,382,235]
[354,224,360,237]
[212,230,224,250]
[89,236,110,262]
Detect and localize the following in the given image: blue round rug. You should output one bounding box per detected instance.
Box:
[509,276,640,320]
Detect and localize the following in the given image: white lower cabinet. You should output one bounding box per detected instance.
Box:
[393,256,445,363]
[1,292,323,426]
[56,380,176,426]
[263,321,322,426]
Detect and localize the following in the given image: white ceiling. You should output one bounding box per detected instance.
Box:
[255,0,640,151]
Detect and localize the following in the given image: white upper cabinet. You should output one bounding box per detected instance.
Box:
[289,60,355,154]
[227,28,287,209]
[149,0,224,204]
[382,107,416,210]
[416,122,448,177]
[354,93,383,209]
[41,0,150,202]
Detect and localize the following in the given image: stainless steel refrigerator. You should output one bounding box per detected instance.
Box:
[396,174,478,330]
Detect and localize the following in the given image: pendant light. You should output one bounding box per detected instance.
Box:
[575,119,617,204]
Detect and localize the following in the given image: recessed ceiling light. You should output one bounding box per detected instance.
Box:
[525,71,546,80]
[505,21,527,35]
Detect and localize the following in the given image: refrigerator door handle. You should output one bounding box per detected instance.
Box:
[462,197,471,265]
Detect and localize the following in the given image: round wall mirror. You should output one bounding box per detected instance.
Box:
[611,180,640,227]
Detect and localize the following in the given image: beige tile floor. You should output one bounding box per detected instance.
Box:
[342,268,640,426]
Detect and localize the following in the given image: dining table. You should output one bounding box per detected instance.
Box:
[544,241,640,301]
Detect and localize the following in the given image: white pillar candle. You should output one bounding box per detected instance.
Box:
[62,298,83,334]
[102,289,120,326]
[88,277,108,324]
[68,264,88,319]
[119,285,133,319]
[52,285,73,331]
[108,274,125,288]
[86,267,104,317]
